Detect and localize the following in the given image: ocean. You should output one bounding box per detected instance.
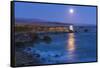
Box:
[15,26,97,66]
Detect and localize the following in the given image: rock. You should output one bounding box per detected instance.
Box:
[15,51,40,66]
[28,32,41,43]
[34,54,40,58]
[54,54,60,57]
[84,29,88,32]
[42,35,52,44]
[69,30,74,33]
[75,30,77,32]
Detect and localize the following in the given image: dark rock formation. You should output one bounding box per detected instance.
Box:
[42,35,52,44]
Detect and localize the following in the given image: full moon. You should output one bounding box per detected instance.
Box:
[69,8,74,14]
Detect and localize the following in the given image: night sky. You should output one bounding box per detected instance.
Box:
[14,2,97,25]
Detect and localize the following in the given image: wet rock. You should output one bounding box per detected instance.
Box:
[27,48,32,51]
[15,51,40,66]
[33,53,41,58]
[84,29,88,32]
[42,35,52,44]
[54,54,60,57]
[28,32,41,43]
[69,30,74,33]
[75,30,77,32]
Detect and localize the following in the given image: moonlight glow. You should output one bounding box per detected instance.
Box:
[69,8,74,14]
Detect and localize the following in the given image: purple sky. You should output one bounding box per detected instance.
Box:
[14,2,97,25]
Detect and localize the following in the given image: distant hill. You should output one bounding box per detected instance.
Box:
[15,18,96,27]
[15,18,73,27]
